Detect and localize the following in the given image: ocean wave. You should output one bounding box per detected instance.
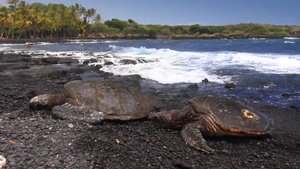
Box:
[100,45,300,84]
[0,42,58,48]
[2,43,300,84]
[101,40,121,43]
[30,42,59,45]
[284,41,296,44]
[0,47,11,51]
[108,45,162,55]
[0,43,25,46]
[66,39,99,44]
[284,37,300,39]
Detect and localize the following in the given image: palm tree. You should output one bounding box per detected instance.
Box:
[16,1,31,39]
[87,8,96,23]
[38,11,52,38]
[56,4,67,37]
[5,4,15,38]
[32,6,40,38]
[5,0,19,38]
[30,3,42,38]
[94,14,102,23]
[80,6,87,23]
[0,2,104,39]
[72,3,81,17]
[0,6,9,38]
[46,4,58,38]
[66,7,81,37]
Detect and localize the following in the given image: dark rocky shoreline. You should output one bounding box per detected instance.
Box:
[0,49,299,168]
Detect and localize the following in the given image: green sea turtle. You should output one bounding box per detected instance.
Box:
[30,80,160,123]
[150,97,273,153]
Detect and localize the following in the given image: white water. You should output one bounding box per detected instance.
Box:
[284,41,296,44]
[2,43,300,84]
[284,37,300,39]
[84,45,300,84]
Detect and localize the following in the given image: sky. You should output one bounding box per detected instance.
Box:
[2,0,300,26]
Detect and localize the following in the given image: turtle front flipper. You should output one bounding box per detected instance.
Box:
[52,103,105,124]
[181,121,215,153]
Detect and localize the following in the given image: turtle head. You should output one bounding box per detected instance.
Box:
[150,105,198,129]
[150,110,176,128]
[29,94,67,110]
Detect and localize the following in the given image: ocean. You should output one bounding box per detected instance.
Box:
[1,38,299,109]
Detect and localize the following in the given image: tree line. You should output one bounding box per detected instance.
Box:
[0,0,101,39]
[0,1,299,39]
[96,20,299,39]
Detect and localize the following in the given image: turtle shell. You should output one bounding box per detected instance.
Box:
[188,97,273,135]
[63,80,160,120]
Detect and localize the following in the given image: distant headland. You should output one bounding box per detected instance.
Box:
[1,1,299,40]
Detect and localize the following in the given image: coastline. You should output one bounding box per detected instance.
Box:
[0,34,300,44]
[0,44,299,168]
[171,34,300,40]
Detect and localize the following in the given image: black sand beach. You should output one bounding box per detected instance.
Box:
[0,43,299,168]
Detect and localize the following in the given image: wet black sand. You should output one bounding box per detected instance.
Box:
[0,48,299,168]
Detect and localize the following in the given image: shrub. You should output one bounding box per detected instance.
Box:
[148,29,157,38]
[193,32,199,37]
[104,19,129,31]
[173,26,188,34]
[122,27,137,35]
[159,28,171,35]
[189,24,201,34]
[136,26,148,35]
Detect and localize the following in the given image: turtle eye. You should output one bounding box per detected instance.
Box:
[152,114,160,122]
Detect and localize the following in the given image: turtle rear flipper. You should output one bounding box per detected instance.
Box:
[181,121,215,153]
[52,103,105,124]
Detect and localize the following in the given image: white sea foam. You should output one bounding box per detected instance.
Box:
[0,43,26,51]
[66,39,99,44]
[251,38,266,40]
[0,42,57,51]
[284,41,296,44]
[0,43,24,47]
[101,40,121,43]
[32,42,59,45]
[0,47,10,51]
[2,44,300,84]
[97,45,300,84]
[284,37,300,39]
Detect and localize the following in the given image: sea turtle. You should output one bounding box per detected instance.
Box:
[30,80,160,123]
[150,97,273,153]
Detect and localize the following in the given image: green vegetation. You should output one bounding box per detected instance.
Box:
[0,1,299,39]
[0,1,101,39]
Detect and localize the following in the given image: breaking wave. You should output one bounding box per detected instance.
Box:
[2,41,300,84]
[97,45,300,84]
